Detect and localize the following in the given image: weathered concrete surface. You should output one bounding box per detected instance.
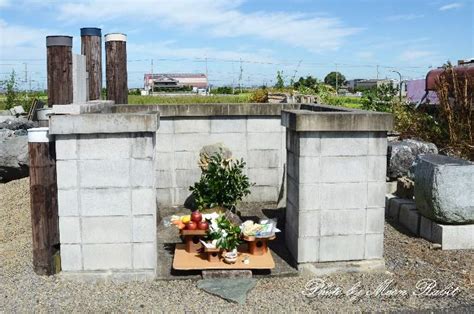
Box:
[414,154,474,224]
[197,278,257,304]
[387,139,438,179]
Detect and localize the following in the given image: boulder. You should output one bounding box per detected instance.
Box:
[0,134,29,182]
[0,118,37,131]
[414,154,474,224]
[387,139,438,179]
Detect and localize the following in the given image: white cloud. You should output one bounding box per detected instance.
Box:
[386,14,424,21]
[56,0,361,53]
[439,2,463,11]
[0,0,10,7]
[399,49,436,62]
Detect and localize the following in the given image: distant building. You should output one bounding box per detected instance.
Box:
[144,73,208,92]
[345,78,393,91]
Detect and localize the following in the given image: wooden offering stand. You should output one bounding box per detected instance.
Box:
[243,235,276,255]
[180,229,207,253]
[204,247,221,263]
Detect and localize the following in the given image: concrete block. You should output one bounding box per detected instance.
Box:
[59,217,81,243]
[247,150,279,168]
[432,223,474,250]
[299,211,320,237]
[387,198,414,220]
[297,237,319,262]
[366,208,385,234]
[210,117,246,133]
[385,194,397,209]
[155,134,174,153]
[247,133,281,150]
[298,156,320,184]
[245,186,279,202]
[133,216,156,242]
[286,177,299,209]
[55,135,78,160]
[133,243,156,269]
[286,129,299,153]
[368,156,387,182]
[321,157,367,183]
[320,209,365,236]
[175,169,201,188]
[174,133,208,152]
[80,188,130,216]
[131,134,154,159]
[131,159,154,187]
[285,199,299,233]
[286,151,298,181]
[284,225,298,261]
[174,118,210,134]
[132,188,156,215]
[157,119,174,134]
[60,244,82,271]
[82,217,132,243]
[368,132,387,156]
[319,235,365,262]
[247,117,281,133]
[155,152,174,170]
[56,160,77,189]
[209,133,247,153]
[174,151,198,170]
[368,182,386,208]
[58,189,79,216]
[399,203,420,235]
[299,132,320,157]
[176,187,192,205]
[248,168,279,186]
[365,233,384,259]
[320,131,368,156]
[83,244,132,270]
[155,170,174,188]
[419,215,433,240]
[298,184,320,211]
[79,160,129,188]
[78,134,130,160]
[156,188,175,207]
[320,183,367,210]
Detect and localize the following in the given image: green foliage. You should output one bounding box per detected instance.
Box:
[361,84,398,112]
[214,86,234,94]
[2,71,18,110]
[190,151,253,211]
[249,88,268,103]
[274,71,285,89]
[206,215,242,251]
[128,88,141,95]
[324,71,346,89]
[128,93,251,104]
[293,76,319,89]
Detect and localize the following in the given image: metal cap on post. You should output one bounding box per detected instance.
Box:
[81,27,102,101]
[105,33,128,104]
[46,35,73,106]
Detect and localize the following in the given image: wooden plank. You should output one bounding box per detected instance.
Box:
[47,45,73,106]
[28,141,59,275]
[173,244,275,270]
[81,34,102,100]
[105,40,128,104]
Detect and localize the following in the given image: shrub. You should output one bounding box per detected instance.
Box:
[189,151,253,211]
[249,88,268,103]
[361,84,398,112]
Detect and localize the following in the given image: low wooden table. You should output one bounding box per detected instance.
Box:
[243,234,276,255]
[180,229,207,253]
[173,243,275,270]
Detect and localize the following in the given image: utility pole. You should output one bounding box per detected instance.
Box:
[150,59,153,94]
[205,56,209,94]
[376,64,379,79]
[391,70,403,102]
[238,58,243,93]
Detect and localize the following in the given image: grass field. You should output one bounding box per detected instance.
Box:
[128,93,252,104]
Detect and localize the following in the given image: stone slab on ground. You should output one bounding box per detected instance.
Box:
[202,270,252,279]
[298,259,385,276]
[197,278,257,304]
[385,194,474,250]
[414,154,474,224]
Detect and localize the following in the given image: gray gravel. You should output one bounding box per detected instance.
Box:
[1,178,473,312]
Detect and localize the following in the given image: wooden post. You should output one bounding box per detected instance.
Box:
[28,128,59,275]
[105,33,128,104]
[81,27,102,101]
[46,36,73,106]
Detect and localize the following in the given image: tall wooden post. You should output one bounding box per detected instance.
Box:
[28,128,59,275]
[105,33,128,104]
[81,27,102,101]
[46,36,73,106]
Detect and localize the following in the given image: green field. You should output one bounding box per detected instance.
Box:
[128,93,252,104]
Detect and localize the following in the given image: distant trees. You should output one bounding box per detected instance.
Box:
[274,71,285,89]
[2,70,18,110]
[293,76,318,89]
[324,71,346,89]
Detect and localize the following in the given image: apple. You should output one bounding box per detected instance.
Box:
[198,221,209,230]
[191,211,202,223]
[186,221,197,230]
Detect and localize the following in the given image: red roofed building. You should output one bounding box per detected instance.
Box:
[144,73,208,92]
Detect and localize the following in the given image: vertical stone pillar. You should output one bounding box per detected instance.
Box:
[47,36,73,106]
[81,27,102,101]
[282,106,392,264]
[105,33,128,104]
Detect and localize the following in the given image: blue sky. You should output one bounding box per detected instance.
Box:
[0,0,472,88]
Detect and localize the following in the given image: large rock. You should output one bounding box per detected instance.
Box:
[414,154,474,224]
[387,139,438,179]
[0,118,37,131]
[0,129,29,182]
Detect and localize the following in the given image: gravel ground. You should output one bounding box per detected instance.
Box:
[1,178,473,312]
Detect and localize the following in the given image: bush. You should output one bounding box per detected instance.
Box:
[189,151,253,211]
[249,88,268,103]
[361,84,398,112]
[214,86,233,94]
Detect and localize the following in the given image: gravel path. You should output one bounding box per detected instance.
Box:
[1,178,473,312]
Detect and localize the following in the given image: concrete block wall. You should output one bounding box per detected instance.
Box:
[285,130,388,263]
[155,116,285,207]
[51,113,158,278]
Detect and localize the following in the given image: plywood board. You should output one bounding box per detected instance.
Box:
[173,244,275,270]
